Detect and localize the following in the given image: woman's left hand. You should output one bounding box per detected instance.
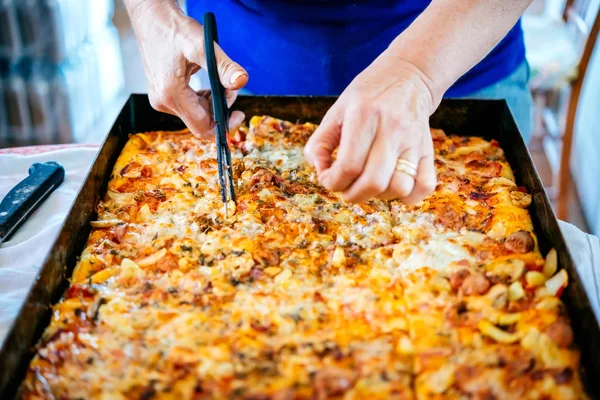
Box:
[304,53,441,205]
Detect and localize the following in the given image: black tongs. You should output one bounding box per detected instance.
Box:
[203,12,236,216]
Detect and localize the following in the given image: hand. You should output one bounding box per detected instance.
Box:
[127,0,248,138]
[304,55,440,204]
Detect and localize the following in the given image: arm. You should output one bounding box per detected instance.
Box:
[390,0,532,100]
[304,0,533,204]
[124,0,248,137]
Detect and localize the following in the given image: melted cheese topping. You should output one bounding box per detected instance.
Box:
[21,118,587,399]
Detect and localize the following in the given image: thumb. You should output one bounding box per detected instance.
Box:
[214,44,248,90]
[187,38,248,91]
[181,18,249,90]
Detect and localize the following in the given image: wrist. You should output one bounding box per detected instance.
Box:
[126,0,184,28]
[376,50,442,114]
[384,40,451,107]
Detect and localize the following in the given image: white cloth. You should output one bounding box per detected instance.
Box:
[0,148,98,346]
[559,220,600,319]
[0,148,599,347]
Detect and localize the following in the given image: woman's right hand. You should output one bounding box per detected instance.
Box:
[125,0,248,138]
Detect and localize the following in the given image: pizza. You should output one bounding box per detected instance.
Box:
[20,116,587,399]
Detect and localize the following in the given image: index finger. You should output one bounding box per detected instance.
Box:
[315,107,377,193]
[304,110,341,173]
[172,86,214,137]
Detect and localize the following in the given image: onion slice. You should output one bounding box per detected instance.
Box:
[90,220,122,228]
[137,248,167,267]
[543,248,558,277]
[545,269,568,297]
[107,190,136,205]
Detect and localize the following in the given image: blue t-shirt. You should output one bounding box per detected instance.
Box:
[187,0,525,97]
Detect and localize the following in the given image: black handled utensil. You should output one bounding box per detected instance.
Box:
[203,11,236,217]
[0,161,65,244]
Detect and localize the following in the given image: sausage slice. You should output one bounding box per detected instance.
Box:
[504,231,535,253]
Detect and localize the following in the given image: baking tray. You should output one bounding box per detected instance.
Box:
[1,94,598,399]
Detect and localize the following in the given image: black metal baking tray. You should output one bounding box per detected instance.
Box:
[1,94,599,398]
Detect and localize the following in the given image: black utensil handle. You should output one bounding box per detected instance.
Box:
[204,11,236,203]
[0,161,65,244]
[203,12,229,125]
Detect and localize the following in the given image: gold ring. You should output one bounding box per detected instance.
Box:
[396,159,418,171]
[395,159,417,178]
[396,163,417,178]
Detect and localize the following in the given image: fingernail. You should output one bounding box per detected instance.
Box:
[318,174,330,189]
[317,174,325,187]
[229,71,247,86]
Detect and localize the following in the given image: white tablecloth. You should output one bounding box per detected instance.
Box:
[0,147,599,346]
[0,147,98,346]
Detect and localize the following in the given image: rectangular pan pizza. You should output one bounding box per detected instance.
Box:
[20,115,588,399]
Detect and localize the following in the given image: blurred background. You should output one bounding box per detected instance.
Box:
[0,0,125,147]
[0,0,598,234]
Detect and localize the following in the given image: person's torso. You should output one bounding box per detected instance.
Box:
[187,0,525,96]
